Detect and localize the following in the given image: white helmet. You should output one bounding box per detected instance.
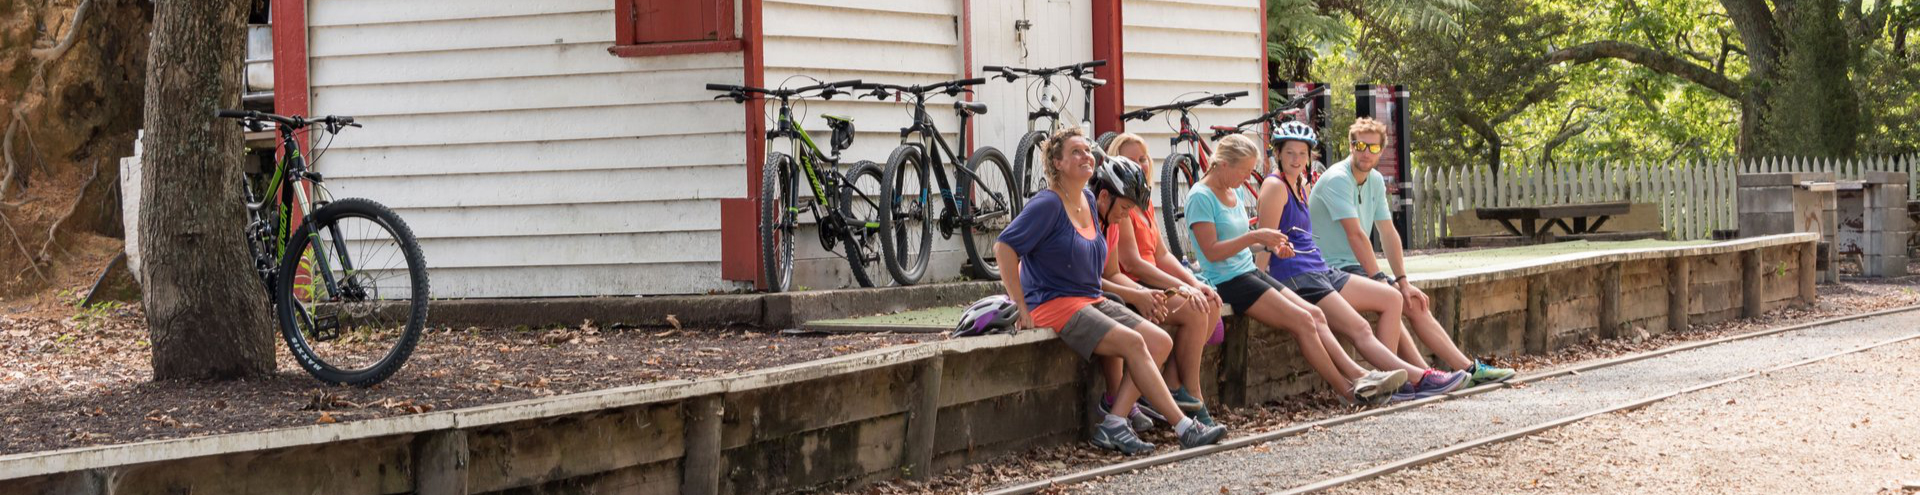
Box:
[1269,120,1318,148]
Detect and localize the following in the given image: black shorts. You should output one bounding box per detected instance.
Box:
[1336,264,1371,278]
[1278,269,1352,305]
[1215,270,1287,315]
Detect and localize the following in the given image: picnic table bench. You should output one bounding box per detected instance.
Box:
[1475,200,1633,244]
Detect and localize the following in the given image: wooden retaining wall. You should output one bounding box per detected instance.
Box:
[0,234,1817,495]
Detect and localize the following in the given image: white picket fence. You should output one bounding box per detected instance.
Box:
[1410,155,1920,246]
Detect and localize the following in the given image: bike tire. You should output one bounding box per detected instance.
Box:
[275,197,428,387]
[840,161,887,287]
[879,145,932,286]
[1095,131,1119,151]
[760,153,797,292]
[1013,130,1048,200]
[959,146,1018,280]
[1159,153,1200,265]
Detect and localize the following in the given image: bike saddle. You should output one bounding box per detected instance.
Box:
[823,114,854,123]
[1209,125,1241,133]
[954,101,989,116]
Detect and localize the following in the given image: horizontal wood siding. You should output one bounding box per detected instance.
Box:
[1119,0,1264,154]
[761,0,974,287]
[307,1,747,297]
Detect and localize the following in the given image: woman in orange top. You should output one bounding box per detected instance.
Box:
[1099,133,1226,426]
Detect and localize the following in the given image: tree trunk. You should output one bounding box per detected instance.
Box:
[139,0,275,380]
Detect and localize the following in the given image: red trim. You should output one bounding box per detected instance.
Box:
[1258,0,1270,122]
[721,0,769,286]
[609,39,744,57]
[1092,0,1124,136]
[961,0,975,150]
[271,0,311,231]
[615,0,736,47]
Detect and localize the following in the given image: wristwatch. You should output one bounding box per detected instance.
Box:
[1370,271,1391,283]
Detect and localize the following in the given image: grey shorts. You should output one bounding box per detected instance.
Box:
[1278,269,1352,305]
[1058,299,1146,360]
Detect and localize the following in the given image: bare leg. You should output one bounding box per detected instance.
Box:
[1339,277,1431,368]
[1165,293,1212,401]
[1245,289,1355,399]
[1405,295,1474,370]
[1095,323,1187,424]
[1313,291,1425,375]
[1279,289,1370,378]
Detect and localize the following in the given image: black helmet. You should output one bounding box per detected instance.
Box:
[1092,155,1151,209]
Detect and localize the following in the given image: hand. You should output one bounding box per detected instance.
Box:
[1270,240,1296,258]
[1196,285,1223,307]
[1250,228,1289,246]
[1017,312,1036,330]
[1125,287,1166,321]
[1400,283,1430,313]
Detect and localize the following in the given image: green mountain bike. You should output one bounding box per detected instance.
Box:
[707,78,887,292]
[219,109,430,387]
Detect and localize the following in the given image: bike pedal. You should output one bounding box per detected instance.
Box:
[311,309,341,342]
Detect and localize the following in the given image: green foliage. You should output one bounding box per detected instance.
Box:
[1267,0,1917,170]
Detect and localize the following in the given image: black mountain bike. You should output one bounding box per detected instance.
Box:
[983,59,1108,200]
[218,109,429,387]
[860,77,1019,284]
[707,79,886,292]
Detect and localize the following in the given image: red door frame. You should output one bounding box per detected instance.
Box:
[1092,0,1124,136]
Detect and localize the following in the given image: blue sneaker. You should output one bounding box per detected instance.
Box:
[1400,369,1468,399]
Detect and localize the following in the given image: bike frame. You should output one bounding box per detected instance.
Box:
[899,93,995,236]
[247,124,353,301]
[770,100,843,216]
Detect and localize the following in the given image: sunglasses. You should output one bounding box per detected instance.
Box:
[1350,141,1384,154]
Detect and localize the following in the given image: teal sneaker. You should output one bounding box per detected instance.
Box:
[1171,387,1205,412]
[1466,361,1516,386]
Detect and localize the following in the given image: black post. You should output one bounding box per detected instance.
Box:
[1392,85,1413,249]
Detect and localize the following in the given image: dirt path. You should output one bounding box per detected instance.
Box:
[1325,337,1920,495]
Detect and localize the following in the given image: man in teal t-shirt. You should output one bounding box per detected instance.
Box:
[1307,156,1394,273]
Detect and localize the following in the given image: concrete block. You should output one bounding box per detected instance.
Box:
[1738,187,1795,214]
[1739,212,1796,237]
[1861,171,1908,186]
[1737,172,1832,187]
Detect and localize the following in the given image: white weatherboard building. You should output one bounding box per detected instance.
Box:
[270,0,1266,297]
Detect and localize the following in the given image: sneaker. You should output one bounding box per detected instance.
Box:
[1171,387,1205,412]
[1403,369,1468,398]
[1177,421,1228,449]
[1092,421,1156,455]
[1350,369,1409,400]
[1135,398,1170,425]
[1103,397,1155,431]
[1128,407,1155,432]
[1466,361,1516,386]
[1190,405,1217,427]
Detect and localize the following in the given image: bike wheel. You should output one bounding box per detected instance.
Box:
[879,145,932,285]
[275,197,428,386]
[959,146,1019,280]
[1159,153,1200,265]
[1013,130,1047,200]
[840,161,887,287]
[760,153,798,292]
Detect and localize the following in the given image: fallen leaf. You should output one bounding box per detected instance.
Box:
[666,315,682,330]
[317,412,337,424]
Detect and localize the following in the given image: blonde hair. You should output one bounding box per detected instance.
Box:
[1207,133,1262,178]
[1348,118,1390,145]
[1041,126,1088,187]
[1104,133,1154,187]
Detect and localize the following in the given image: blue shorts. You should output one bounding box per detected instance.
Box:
[1277,269,1352,304]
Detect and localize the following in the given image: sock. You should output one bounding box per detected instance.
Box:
[1102,414,1128,428]
[1174,417,1194,436]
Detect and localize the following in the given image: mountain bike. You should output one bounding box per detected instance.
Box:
[706,78,887,292]
[859,77,1019,284]
[218,109,429,387]
[983,59,1109,200]
[1120,91,1251,265]
[1128,87,1328,264]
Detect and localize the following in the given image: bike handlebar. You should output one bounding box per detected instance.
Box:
[857,77,988,99]
[214,109,357,129]
[1119,90,1250,122]
[706,79,863,101]
[984,59,1108,82]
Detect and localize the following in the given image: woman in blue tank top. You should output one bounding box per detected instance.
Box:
[1256,122,1476,400]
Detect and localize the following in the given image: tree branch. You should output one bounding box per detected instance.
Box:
[1535,40,1742,99]
[29,0,96,62]
[1493,81,1563,126]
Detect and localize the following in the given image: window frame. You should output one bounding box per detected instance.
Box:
[610,0,742,57]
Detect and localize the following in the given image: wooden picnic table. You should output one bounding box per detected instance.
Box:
[1476,200,1632,243]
